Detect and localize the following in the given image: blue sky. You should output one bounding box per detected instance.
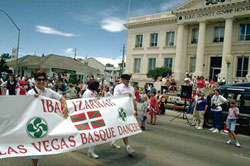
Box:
[0,0,186,66]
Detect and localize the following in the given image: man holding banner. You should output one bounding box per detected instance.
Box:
[113,74,138,155]
[27,70,69,166]
[81,79,100,159]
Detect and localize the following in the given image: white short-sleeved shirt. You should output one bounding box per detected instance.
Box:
[211,95,227,112]
[27,86,62,101]
[82,89,94,98]
[114,83,135,100]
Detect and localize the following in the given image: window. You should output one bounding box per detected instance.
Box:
[164,58,173,69]
[240,24,250,41]
[148,58,156,71]
[134,58,141,73]
[166,32,175,46]
[236,57,249,77]
[135,35,143,47]
[150,33,158,47]
[189,57,196,73]
[214,27,224,42]
[191,28,199,44]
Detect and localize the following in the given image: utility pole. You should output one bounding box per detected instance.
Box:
[0,9,20,75]
[121,44,125,75]
[74,48,77,59]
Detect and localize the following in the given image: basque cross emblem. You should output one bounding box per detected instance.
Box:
[118,107,127,122]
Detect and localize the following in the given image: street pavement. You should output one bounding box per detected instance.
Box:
[1,110,250,166]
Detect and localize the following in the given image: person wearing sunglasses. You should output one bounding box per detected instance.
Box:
[26,70,68,166]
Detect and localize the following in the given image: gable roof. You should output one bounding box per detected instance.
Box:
[7,54,99,74]
[7,55,42,67]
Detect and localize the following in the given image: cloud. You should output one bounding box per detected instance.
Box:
[160,0,186,12]
[95,56,123,67]
[101,18,127,32]
[35,25,76,37]
[65,48,74,54]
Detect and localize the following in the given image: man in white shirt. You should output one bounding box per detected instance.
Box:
[113,74,138,155]
[82,79,100,159]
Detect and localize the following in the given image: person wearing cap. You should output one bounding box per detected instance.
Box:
[17,80,27,95]
[194,92,208,130]
[1,73,18,95]
[113,74,138,155]
[81,79,100,159]
[27,70,68,166]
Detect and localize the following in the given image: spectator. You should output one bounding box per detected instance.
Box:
[135,86,140,103]
[226,101,240,147]
[169,78,177,93]
[65,83,77,99]
[149,91,159,125]
[140,95,149,130]
[17,80,27,95]
[187,90,197,115]
[209,79,215,88]
[194,92,208,130]
[1,74,18,95]
[196,76,206,93]
[210,89,227,133]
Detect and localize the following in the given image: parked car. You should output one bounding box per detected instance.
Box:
[204,83,250,131]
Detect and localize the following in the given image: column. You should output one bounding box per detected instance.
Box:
[174,23,188,82]
[246,57,250,81]
[219,17,233,80]
[194,21,206,77]
[158,54,164,67]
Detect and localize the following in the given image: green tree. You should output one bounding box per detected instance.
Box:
[106,63,114,67]
[1,53,11,59]
[147,67,172,81]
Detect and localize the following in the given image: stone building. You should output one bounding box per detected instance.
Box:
[125,0,250,87]
[7,54,100,79]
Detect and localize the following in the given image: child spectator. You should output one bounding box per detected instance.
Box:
[141,95,149,130]
[149,91,159,125]
[226,101,240,147]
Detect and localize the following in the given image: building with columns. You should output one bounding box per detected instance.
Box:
[125,0,250,87]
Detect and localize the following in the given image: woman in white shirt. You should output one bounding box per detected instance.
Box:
[210,89,227,133]
[27,71,68,166]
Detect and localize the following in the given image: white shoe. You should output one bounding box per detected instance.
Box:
[195,125,198,128]
[235,142,241,147]
[226,140,232,144]
[212,129,219,133]
[209,127,215,131]
[197,127,203,130]
[111,143,121,149]
[223,130,228,133]
[87,152,99,159]
[126,146,136,155]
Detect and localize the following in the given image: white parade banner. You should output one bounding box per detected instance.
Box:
[0,95,141,159]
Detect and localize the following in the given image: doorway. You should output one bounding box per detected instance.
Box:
[210,57,222,81]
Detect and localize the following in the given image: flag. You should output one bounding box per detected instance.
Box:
[87,111,101,119]
[75,123,90,131]
[70,113,87,123]
[91,119,106,129]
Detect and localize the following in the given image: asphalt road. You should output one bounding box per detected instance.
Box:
[1,110,250,166]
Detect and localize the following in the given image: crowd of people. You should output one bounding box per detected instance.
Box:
[0,71,243,165]
[189,89,241,147]
[0,71,156,166]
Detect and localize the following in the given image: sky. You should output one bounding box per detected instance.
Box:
[0,0,186,66]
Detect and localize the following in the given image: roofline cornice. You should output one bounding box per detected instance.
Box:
[173,0,249,15]
[125,17,177,29]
